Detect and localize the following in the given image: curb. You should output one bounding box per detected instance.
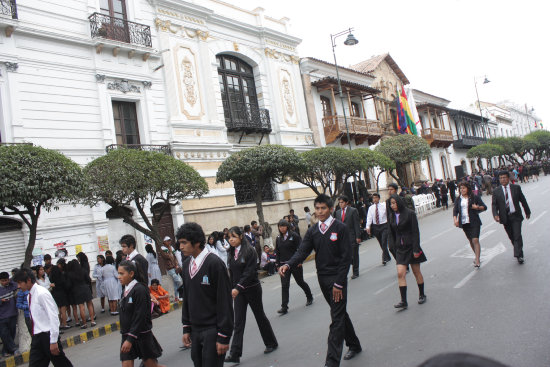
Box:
[0,302,185,367]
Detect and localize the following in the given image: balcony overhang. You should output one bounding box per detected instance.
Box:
[421,128,453,148]
[323,115,382,146]
[311,77,380,97]
[453,136,487,149]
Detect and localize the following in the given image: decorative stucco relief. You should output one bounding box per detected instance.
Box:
[279,69,297,127]
[174,46,203,119]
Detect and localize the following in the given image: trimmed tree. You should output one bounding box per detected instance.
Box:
[216,145,301,238]
[355,148,395,193]
[291,146,366,201]
[467,144,504,169]
[84,149,208,254]
[375,134,431,187]
[524,130,550,160]
[0,145,85,266]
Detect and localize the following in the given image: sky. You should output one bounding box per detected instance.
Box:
[236,0,549,126]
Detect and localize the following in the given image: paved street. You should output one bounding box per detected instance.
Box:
[25,177,550,367]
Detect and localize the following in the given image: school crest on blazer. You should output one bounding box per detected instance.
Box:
[330,232,338,241]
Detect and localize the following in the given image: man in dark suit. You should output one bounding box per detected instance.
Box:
[492,171,531,264]
[335,195,361,279]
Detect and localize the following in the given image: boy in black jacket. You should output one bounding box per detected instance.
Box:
[178,223,234,367]
[279,194,362,367]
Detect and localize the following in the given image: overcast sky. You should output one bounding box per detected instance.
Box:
[238,0,549,125]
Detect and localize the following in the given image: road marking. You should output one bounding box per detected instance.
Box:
[373,258,435,295]
[454,242,506,288]
[451,230,497,258]
[528,210,547,226]
[540,187,550,194]
[427,227,453,242]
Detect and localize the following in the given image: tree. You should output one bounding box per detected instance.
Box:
[0,145,85,266]
[84,149,208,253]
[467,144,504,169]
[216,145,301,238]
[291,146,366,202]
[375,134,431,187]
[524,130,550,160]
[354,148,395,192]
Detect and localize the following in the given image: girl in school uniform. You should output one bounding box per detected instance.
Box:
[93,255,106,313]
[145,244,162,286]
[117,260,164,367]
[224,226,278,364]
[103,256,122,315]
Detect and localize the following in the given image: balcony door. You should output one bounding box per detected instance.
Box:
[320,96,332,117]
[112,101,140,145]
[99,0,129,43]
[217,55,259,128]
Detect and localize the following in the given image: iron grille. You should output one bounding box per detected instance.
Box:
[105,144,171,155]
[223,102,272,133]
[89,12,152,48]
[234,180,275,205]
[0,0,17,19]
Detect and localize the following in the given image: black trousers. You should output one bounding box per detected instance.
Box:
[280,265,313,309]
[29,333,73,367]
[191,327,225,367]
[230,284,277,357]
[318,275,361,367]
[503,213,524,258]
[371,224,391,262]
[350,243,360,276]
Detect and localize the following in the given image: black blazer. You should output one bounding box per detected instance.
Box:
[275,231,301,266]
[334,206,361,241]
[388,208,421,254]
[492,184,531,224]
[228,241,259,292]
[453,195,487,228]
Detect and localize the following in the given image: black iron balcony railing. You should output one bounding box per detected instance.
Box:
[223,102,272,134]
[453,135,487,149]
[89,12,152,48]
[0,0,17,19]
[105,144,171,155]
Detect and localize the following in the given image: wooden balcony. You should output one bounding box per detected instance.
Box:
[421,128,454,148]
[323,115,383,145]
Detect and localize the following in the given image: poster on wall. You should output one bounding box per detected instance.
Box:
[144,234,153,245]
[32,247,44,266]
[54,240,68,259]
[97,235,109,252]
[75,244,83,254]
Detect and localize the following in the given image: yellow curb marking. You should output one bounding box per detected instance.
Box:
[93,328,100,338]
[67,337,75,347]
[5,357,15,367]
[105,324,111,333]
[80,333,88,342]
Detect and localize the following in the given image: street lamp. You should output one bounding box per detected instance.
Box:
[474,75,490,138]
[331,28,359,200]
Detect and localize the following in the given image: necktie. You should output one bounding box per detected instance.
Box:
[375,204,380,224]
[341,208,346,222]
[321,222,327,232]
[234,247,239,260]
[191,261,198,276]
[28,293,34,336]
[505,186,510,211]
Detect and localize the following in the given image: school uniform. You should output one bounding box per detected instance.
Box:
[275,231,313,311]
[286,216,362,367]
[126,250,149,282]
[27,283,73,367]
[453,195,487,240]
[388,209,427,265]
[366,202,391,263]
[227,241,278,358]
[181,250,234,367]
[119,280,162,362]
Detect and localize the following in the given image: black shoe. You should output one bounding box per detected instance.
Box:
[394,301,408,309]
[518,257,524,264]
[277,308,288,315]
[264,345,278,354]
[382,260,387,266]
[351,274,359,279]
[224,354,240,363]
[418,295,427,304]
[343,348,362,360]
[306,298,313,306]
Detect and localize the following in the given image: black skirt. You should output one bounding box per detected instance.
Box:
[51,289,69,308]
[396,245,427,265]
[71,284,93,305]
[120,331,163,361]
[462,224,481,240]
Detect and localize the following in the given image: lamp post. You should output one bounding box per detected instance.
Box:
[474,75,490,139]
[331,28,359,200]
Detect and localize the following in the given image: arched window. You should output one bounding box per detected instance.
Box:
[217,54,264,131]
[320,96,332,117]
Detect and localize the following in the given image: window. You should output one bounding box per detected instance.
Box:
[320,96,332,117]
[233,180,274,205]
[100,0,127,19]
[112,101,140,145]
[217,55,259,127]
[433,117,439,129]
[351,102,361,117]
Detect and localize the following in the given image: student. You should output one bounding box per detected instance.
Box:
[120,235,149,282]
[366,193,391,265]
[93,255,106,313]
[178,223,234,367]
[279,194,362,367]
[275,219,313,315]
[66,260,95,329]
[149,279,170,315]
[118,260,164,367]
[13,268,73,366]
[0,272,19,357]
[145,245,162,286]
[48,265,71,330]
[103,256,122,315]
[225,226,278,364]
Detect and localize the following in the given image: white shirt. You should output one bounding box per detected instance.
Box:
[503,185,516,213]
[174,249,183,268]
[123,279,138,297]
[318,215,335,234]
[460,196,470,224]
[28,283,60,343]
[366,202,387,228]
[36,275,51,289]
[126,249,139,261]
[305,212,312,226]
[190,248,210,277]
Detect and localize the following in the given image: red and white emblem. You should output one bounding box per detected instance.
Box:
[330,232,338,241]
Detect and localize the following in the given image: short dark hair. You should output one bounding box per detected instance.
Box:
[338,195,349,203]
[289,209,295,213]
[243,224,251,232]
[0,272,10,280]
[303,206,310,213]
[372,193,380,198]
[150,279,160,286]
[43,254,52,261]
[105,255,115,265]
[119,234,137,249]
[12,268,36,283]
[314,194,333,208]
[499,170,510,177]
[278,219,290,228]
[251,221,257,226]
[458,182,473,196]
[175,222,206,249]
[388,183,399,190]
